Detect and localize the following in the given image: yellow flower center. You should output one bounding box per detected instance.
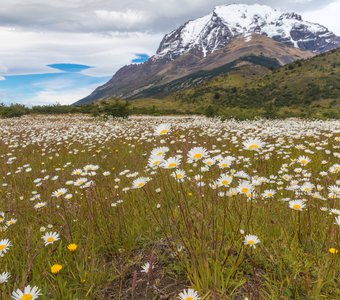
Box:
[153,161,159,165]
[168,163,177,168]
[47,237,54,243]
[176,174,183,179]
[248,240,255,245]
[221,180,229,185]
[159,129,167,135]
[293,204,301,210]
[241,187,248,193]
[156,152,163,156]
[221,163,227,168]
[0,245,6,250]
[137,182,145,188]
[249,144,259,150]
[268,193,273,197]
[193,153,202,159]
[21,294,33,300]
[301,160,307,164]
[185,297,194,300]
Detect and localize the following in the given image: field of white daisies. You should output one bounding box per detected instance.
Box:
[0,115,339,300]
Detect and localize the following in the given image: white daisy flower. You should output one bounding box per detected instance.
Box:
[11,285,41,300]
[244,234,260,248]
[178,288,200,300]
[41,232,60,246]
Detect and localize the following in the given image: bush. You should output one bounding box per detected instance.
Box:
[0,103,29,118]
[204,105,218,118]
[101,101,130,119]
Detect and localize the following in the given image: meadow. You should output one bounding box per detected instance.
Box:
[0,115,339,299]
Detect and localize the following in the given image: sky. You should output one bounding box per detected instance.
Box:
[0,0,339,106]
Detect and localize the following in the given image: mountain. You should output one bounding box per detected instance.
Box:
[155,4,339,60]
[74,4,340,105]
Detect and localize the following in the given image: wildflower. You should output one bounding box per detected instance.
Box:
[64,194,73,200]
[155,124,171,136]
[74,178,88,186]
[329,248,338,254]
[67,243,78,252]
[263,189,276,198]
[161,157,181,169]
[132,177,151,189]
[297,156,311,166]
[6,218,17,226]
[0,272,10,283]
[34,202,47,210]
[243,138,264,151]
[141,262,153,273]
[238,181,253,195]
[171,169,186,182]
[203,157,216,166]
[148,155,164,168]
[150,146,169,157]
[218,156,234,169]
[187,147,208,161]
[0,239,12,256]
[179,288,200,300]
[52,188,67,198]
[244,234,260,248]
[289,200,306,211]
[42,232,60,246]
[217,174,233,187]
[51,264,63,274]
[11,285,41,300]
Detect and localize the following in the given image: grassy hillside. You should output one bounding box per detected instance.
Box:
[172,48,340,108]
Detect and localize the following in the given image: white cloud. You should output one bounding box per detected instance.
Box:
[302,0,340,35]
[29,85,101,105]
[94,9,153,29]
[0,26,162,77]
[0,76,5,80]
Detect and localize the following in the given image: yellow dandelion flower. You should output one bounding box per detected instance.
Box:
[67,243,78,252]
[51,264,63,274]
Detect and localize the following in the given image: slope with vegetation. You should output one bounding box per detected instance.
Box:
[161,48,340,118]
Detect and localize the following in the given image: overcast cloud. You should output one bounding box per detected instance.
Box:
[0,0,339,105]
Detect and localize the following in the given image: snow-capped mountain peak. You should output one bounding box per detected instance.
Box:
[155,3,340,60]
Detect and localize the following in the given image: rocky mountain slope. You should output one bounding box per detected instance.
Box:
[75,4,339,105]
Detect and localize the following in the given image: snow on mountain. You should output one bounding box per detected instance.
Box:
[155,4,340,60]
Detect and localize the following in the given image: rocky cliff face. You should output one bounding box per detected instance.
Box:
[75,4,339,105]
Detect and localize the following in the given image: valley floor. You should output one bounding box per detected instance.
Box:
[0,115,339,299]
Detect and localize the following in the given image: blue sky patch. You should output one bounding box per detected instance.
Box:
[132,53,149,63]
[0,65,110,105]
[47,63,93,72]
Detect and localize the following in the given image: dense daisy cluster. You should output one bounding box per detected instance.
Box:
[0,115,339,299]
